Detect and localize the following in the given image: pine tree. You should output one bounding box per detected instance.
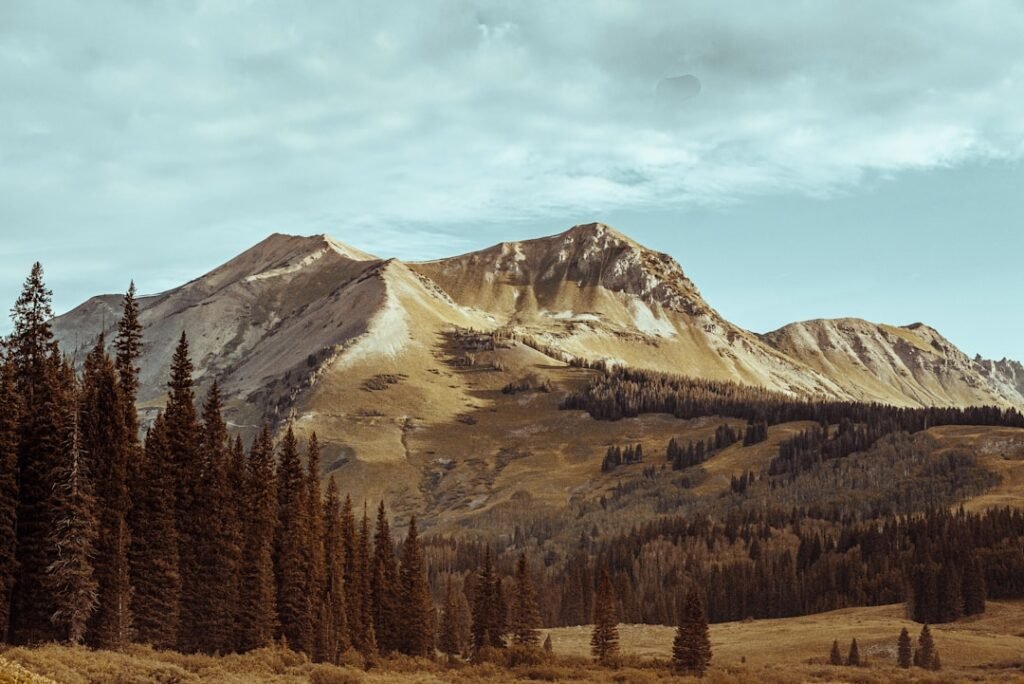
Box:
[438,577,462,658]
[306,434,327,661]
[189,382,239,654]
[897,627,912,668]
[829,639,842,665]
[371,500,399,654]
[543,634,553,653]
[163,332,202,650]
[590,569,619,665]
[129,414,181,648]
[341,495,363,651]
[672,586,712,675]
[275,426,313,653]
[356,506,378,658]
[509,552,541,647]
[321,476,349,663]
[223,435,246,651]
[914,624,935,668]
[846,637,861,666]
[471,546,504,652]
[239,425,277,651]
[397,515,434,657]
[46,402,99,644]
[114,282,142,461]
[8,264,68,643]
[80,337,132,649]
[0,352,21,637]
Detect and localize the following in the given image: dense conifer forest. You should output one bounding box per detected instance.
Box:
[1,263,1023,678]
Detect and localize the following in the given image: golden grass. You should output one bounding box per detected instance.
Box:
[4,602,1023,683]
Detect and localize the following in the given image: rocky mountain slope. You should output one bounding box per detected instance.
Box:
[51,223,1024,503]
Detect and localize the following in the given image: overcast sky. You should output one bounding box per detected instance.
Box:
[2,1,1022,360]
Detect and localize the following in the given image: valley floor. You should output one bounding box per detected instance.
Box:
[3,601,1023,683]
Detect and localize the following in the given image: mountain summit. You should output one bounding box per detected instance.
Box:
[52,223,1024,487]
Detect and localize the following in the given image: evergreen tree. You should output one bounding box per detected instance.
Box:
[371,500,399,654]
[543,634,553,653]
[80,337,132,649]
[321,476,349,662]
[9,264,67,643]
[223,435,246,652]
[340,495,363,650]
[306,434,327,661]
[356,506,378,658]
[114,282,142,460]
[396,515,434,657]
[0,353,21,637]
[438,576,466,658]
[846,637,861,666]
[471,546,504,652]
[672,586,711,675]
[590,569,619,665]
[897,627,912,668]
[162,332,202,650]
[188,382,239,654]
[46,402,99,644]
[129,414,180,648]
[829,639,842,665]
[509,552,541,647]
[275,426,313,653]
[239,426,277,651]
[914,624,935,668]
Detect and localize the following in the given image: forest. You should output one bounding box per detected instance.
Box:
[1,263,1022,681]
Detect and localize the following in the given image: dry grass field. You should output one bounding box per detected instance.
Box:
[3,601,1022,683]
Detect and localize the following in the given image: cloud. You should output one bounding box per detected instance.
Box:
[1,0,1024,309]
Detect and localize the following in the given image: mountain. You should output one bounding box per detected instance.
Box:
[51,223,1024,507]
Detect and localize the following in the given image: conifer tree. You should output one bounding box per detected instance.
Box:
[897,627,912,668]
[114,282,142,454]
[46,402,99,644]
[341,495,363,650]
[438,576,465,658]
[306,434,327,660]
[80,337,132,649]
[224,435,246,651]
[672,586,712,675]
[829,639,842,665]
[509,552,541,647]
[590,569,619,665]
[914,624,935,669]
[371,500,399,654]
[163,332,202,650]
[471,546,504,652]
[239,425,277,651]
[275,426,313,653]
[129,414,180,648]
[0,353,21,637]
[9,264,71,644]
[321,476,349,662]
[397,515,434,657]
[543,634,553,653]
[188,382,239,654]
[846,637,861,666]
[356,505,378,658]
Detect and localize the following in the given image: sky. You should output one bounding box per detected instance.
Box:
[1,1,1022,360]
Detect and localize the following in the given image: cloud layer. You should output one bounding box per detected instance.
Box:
[2,1,1023,307]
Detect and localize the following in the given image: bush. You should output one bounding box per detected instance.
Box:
[307,663,363,684]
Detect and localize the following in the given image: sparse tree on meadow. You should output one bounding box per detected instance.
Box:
[590,569,619,665]
[897,627,912,668]
[672,586,711,676]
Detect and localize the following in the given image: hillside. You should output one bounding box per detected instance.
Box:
[50,223,1024,511]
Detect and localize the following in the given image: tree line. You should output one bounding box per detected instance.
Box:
[0,264,442,661]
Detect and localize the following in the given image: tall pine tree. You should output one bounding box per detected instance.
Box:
[46,398,99,644]
[80,336,132,649]
[275,426,313,653]
[590,569,619,665]
[371,500,399,654]
[320,476,349,662]
[341,495,363,651]
[162,332,202,651]
[509,552,541,648]
[672,586,711,675]
[9,264,69,644]
[239,425,278,651]
[471,546,502,653]
[0,352,20,638]
[130,414,180,648]
[396,516,434,657]
[306,434,327,661]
